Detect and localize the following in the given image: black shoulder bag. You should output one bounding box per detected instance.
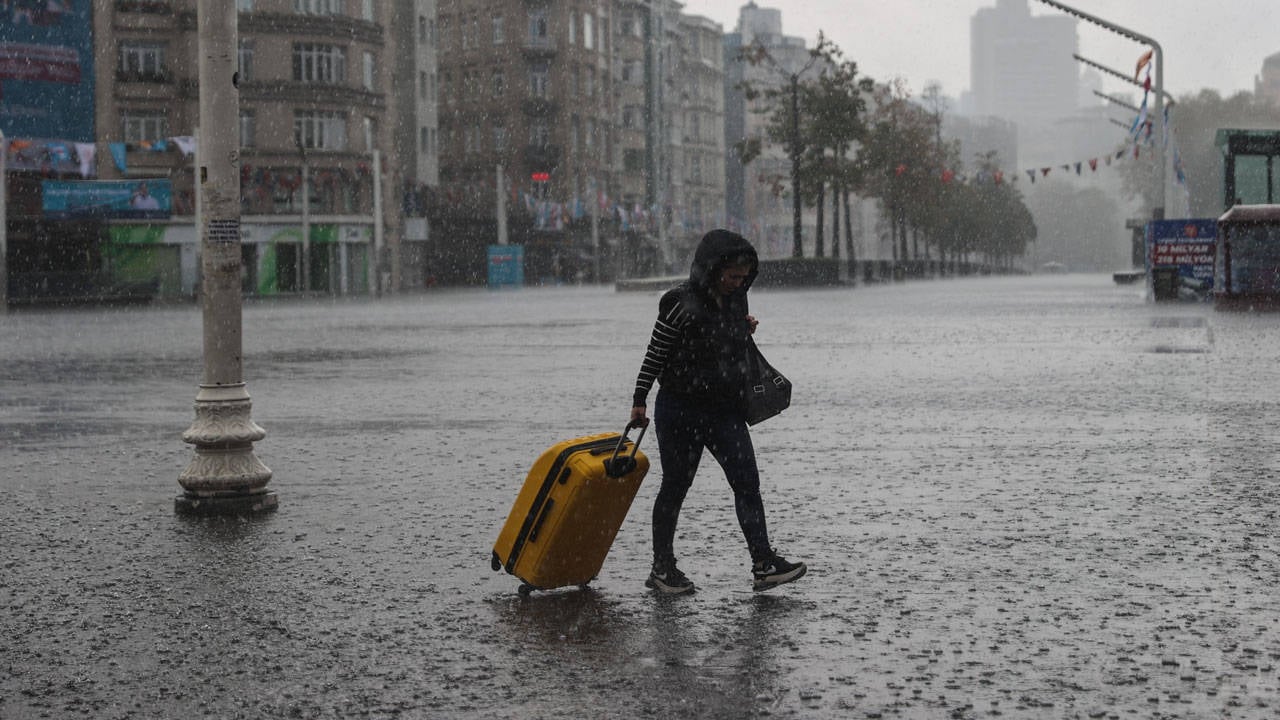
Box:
[742,338,792,426]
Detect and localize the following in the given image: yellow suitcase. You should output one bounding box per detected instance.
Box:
[492,422,649,595]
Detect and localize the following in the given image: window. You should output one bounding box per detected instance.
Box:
[583,13,593,50]
[419,70,428,98]
[361,0,373,21]
[363,116,376,151]
[419,16,427,43]
[294,0,340,15]
[238,40,254,82]
[429,19,436,46]
[430,72,437,102]
[441,72,452,104]
[493,121,507,153]
[583,69,594,98]
[568,12,575,45]
[585,118,595,149]
[530,120,549,147]
[571,115,580,153]
[621,59,642,84]
[528,10,548,45]
[491,70,505,97]
[622,106,641,129]
[624,148,644,173]
[294,110,347,150]
[420,126,429,155]
[118,42,165,81]
[362,51,374,91]
[438,15,451,50]
[237,0,254,11]
[240,110,256,148]
[492,16,504,44]
[465,126,481,154]
[293,43,346,84]
[122,111,168,143]
[529,63,549,98]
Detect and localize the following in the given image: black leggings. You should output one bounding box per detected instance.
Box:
[651,389,772,565]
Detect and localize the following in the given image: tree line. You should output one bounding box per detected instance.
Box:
[737,35,1035,268]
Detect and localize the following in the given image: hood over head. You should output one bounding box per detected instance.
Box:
[688,229,759,292]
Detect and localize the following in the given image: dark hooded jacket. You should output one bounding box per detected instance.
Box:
[654,229,760,407]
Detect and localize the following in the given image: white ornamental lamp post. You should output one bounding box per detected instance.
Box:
[177,0,275,515]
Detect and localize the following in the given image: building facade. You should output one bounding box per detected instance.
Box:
[2,0,417,304]
[1256,52,1280,106]
[431,0,726,282]
[393,0,441,290]
[96,0,408,297]
[969,0,1078,168]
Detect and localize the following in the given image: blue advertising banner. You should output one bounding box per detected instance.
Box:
[1145,219,1215,301]
[42,179,172,220]
[0,1,95,141]
[488,245,524,289]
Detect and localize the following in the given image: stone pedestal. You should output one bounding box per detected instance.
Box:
[177,383,275,516]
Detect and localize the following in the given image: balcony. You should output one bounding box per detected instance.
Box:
[115,68,174,84]
[521,39,558,59]
[115,0,173,13]
[523,144,562,173]
[521,97,559,117]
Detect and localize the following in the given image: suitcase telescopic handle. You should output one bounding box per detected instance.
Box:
[604,420,647,478]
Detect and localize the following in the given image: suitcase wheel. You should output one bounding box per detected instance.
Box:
[517,583,535,597]
[490,551,502,572]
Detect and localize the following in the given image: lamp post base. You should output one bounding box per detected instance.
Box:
[175,490,279,517]
[178,383,276,516]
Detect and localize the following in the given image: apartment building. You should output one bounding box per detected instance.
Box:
[99,0,408,296]
[670,13,726,268]
[2,0,426,303]
[432,0,725,282]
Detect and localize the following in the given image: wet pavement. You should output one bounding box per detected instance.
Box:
[2,274,1279,719]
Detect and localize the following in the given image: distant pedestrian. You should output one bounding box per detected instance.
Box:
[630,229,806,594]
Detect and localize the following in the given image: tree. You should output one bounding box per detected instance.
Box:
[856,81,947,265]
[736,37,825,257]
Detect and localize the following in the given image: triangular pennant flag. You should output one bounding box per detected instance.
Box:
[1074,162,1082,175]
[109,142,127,173]
[74,142,96,178]
[1089,158,1098,172]
[1041,167,1051,177]
[1027,169,1036,183]
[1134,49,1154,81]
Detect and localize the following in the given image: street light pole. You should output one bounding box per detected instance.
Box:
[1074,53,1175,108]
[0,129,7,314]
[790,73,802,258]
[177,0,275,516]
[1034,0,1166,218]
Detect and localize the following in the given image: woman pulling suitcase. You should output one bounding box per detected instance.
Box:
[630,229,806,594]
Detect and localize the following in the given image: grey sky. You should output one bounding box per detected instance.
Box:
[685,0,1276,102]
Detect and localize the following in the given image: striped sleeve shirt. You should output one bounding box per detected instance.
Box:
[632,296,690,407]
